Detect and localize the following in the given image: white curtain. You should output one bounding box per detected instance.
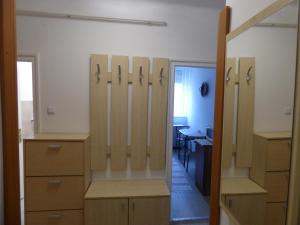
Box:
[174,67,193,121]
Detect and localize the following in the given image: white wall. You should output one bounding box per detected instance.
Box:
[227,26,297,132]
[227,0,279,31]
[187,67,216,133]
[16,0,222,134]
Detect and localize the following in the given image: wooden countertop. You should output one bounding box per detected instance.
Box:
[24,133,89,141]
[85,180,170,199]
[221,178,267,195]
[254,131,292,139]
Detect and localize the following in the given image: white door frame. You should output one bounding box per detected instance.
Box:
[17,54,40,134]
[166,60,216,188]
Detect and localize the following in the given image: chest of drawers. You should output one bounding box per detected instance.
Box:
[250,132,292,225]
[24,133,90,225]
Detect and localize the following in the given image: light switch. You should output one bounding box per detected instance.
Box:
[283,106,292,115]
[47,106,56,115]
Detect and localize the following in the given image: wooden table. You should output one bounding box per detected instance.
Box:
[178,129,205,167]
[173,124,189,149]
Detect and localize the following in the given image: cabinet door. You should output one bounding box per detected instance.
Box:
[85,199,128,225]
[129,197,170,225]
[265,172,289,202]
[225,194,266,225]
[265,202,287,225]
[266,139,291,171]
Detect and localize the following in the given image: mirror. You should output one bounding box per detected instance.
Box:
[220,1,299,225]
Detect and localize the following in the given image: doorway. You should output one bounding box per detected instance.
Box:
[169,63,216,224]
[17,56,38,225]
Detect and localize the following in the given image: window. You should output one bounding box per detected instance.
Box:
[174,82,185,117]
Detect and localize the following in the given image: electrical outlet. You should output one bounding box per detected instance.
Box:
[283,106,292,115]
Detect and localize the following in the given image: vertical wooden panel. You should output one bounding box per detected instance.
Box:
[236,57,255,167]
[149,58,169,170]
[131,57,149,170]
[222,58,236,169]
[210,7,231,225]
[111,56,129,171]
[90,55,108,170]
[287,12,300,225]
[0,0,21,224]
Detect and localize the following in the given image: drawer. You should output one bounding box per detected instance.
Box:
[26,210,83,225]
[266,139,291,171]
[26,176,84,211]
[265,202,287,225]
[25,141,84,176]
[265,172,289,202]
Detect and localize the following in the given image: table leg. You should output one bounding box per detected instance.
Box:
[178,131,181,160]
[175,127,178,148]
[183,136,188,167]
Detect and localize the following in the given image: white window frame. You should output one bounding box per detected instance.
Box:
[17,54,40,134]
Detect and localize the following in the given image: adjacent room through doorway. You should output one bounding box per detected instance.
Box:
[17,57,37,225]
[171,65,216,224]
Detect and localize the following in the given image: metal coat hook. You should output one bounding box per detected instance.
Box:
[96,64,100,83]
[246,66,253,83]
[226,66,232,83]
[118,65,121,82]
[139,66,144,83]
[160,68,164,83]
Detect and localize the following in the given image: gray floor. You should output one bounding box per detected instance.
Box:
[171,151,210,223]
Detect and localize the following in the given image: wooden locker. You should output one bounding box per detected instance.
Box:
[131,57,149,170]
[149,58,169,170]
[236,57,255,168]
[90,54,108,170]
[111,56,129,170]
[222,58,236,168]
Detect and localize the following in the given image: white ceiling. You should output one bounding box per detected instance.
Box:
[16,0,226,13]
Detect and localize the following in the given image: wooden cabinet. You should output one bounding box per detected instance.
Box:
[250,132,291,225]
[223,194,266,225]
[129,197,170,225]
[85,180,170,225]
[24,133,90,225]
[265,203,287,225]
[85,199,128,225]
[26,210,83,225]
[221,178,267,225]
[265,172,289,202]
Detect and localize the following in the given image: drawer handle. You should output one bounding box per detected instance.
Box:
[48,144,62,150]
[48,179,62,185]
[48,214,62,219]
[227,199,233,209]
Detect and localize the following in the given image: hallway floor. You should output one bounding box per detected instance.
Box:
[171,151,210,223]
